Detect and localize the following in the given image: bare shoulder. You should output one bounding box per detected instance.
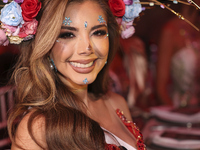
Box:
[107,91,133,121]
[11,110,47,150]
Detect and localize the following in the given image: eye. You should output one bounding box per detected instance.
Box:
[93,30,107,36]
[59,32,75,39]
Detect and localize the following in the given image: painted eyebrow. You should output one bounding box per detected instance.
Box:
[61,26,78,31]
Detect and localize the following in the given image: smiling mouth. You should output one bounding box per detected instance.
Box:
[70,61,94,68]
[69,60,96,74]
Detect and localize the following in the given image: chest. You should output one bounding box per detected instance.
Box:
[90,107,137,149]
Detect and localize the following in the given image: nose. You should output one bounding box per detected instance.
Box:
[77,36,93,56]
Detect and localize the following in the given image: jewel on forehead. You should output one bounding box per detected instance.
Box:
[83,78,88,84]
[63,17,72,26]
[84,21,88,28]
[98,15,106,24]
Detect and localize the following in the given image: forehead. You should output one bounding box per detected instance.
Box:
[64,1,106,25]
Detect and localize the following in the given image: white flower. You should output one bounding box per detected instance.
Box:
[9,36,23,44]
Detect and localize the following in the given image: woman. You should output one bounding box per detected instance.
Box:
[5,0,145,149]
[156,3,200,107]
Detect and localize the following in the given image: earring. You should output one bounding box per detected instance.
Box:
[49,57,57,72]
[105,61,107,64]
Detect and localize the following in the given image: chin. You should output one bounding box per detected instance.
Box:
[76,74,98,85]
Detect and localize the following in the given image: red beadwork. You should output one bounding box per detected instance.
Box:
[105,109,146,150]
[105,144,121,150]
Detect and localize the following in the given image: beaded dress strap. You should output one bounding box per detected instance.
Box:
[115,109,146,150]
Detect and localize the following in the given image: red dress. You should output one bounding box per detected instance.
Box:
[105,109,146,150]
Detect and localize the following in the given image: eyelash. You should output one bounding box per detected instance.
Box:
[58,29,107,39]
[59,32,75,39]
[92,30,107,36]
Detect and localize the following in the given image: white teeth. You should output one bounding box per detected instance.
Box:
[70,61,93,68]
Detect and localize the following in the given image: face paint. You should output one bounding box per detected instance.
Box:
[63,17,72,26]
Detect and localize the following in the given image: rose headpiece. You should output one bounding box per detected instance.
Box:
[108,0,200,39]
[0,0,41,46]
[108,0,142,39]
[0,0,199,45]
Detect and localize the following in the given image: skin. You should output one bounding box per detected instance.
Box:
[12,1,137,149]
[51,1,109,90]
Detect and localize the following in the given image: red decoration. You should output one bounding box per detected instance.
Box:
[108,0,125,17]
[21,0,41,21]
[105,109,146,150]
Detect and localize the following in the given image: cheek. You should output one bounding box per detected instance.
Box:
[51,42,74,62]
[92,38,109,57]
[101,41,109,57]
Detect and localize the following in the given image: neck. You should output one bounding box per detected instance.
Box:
[72,86,89,106]
[58,74,91,106]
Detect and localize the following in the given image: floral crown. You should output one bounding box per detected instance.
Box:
[0,0,199,46]
[108,0,200,39]
[0,0,41,46]
[108,0,142,39]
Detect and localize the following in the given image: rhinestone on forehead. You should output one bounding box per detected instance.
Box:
[84,21,88,28]
[98,15,106,24]
[63,17,72,26]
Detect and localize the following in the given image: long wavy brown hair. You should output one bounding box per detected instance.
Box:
[7,0,119,149]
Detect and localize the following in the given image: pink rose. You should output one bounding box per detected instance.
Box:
[1,24,19,36]
[123,0,133,5]
[121,20,133,28]
[125,20,133,27]
[23,35,34,41]
[18,19,38,38]
[14,0,24,3]
[116,17,122,25]
[0,29,9,46]
[121,26,135,39]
